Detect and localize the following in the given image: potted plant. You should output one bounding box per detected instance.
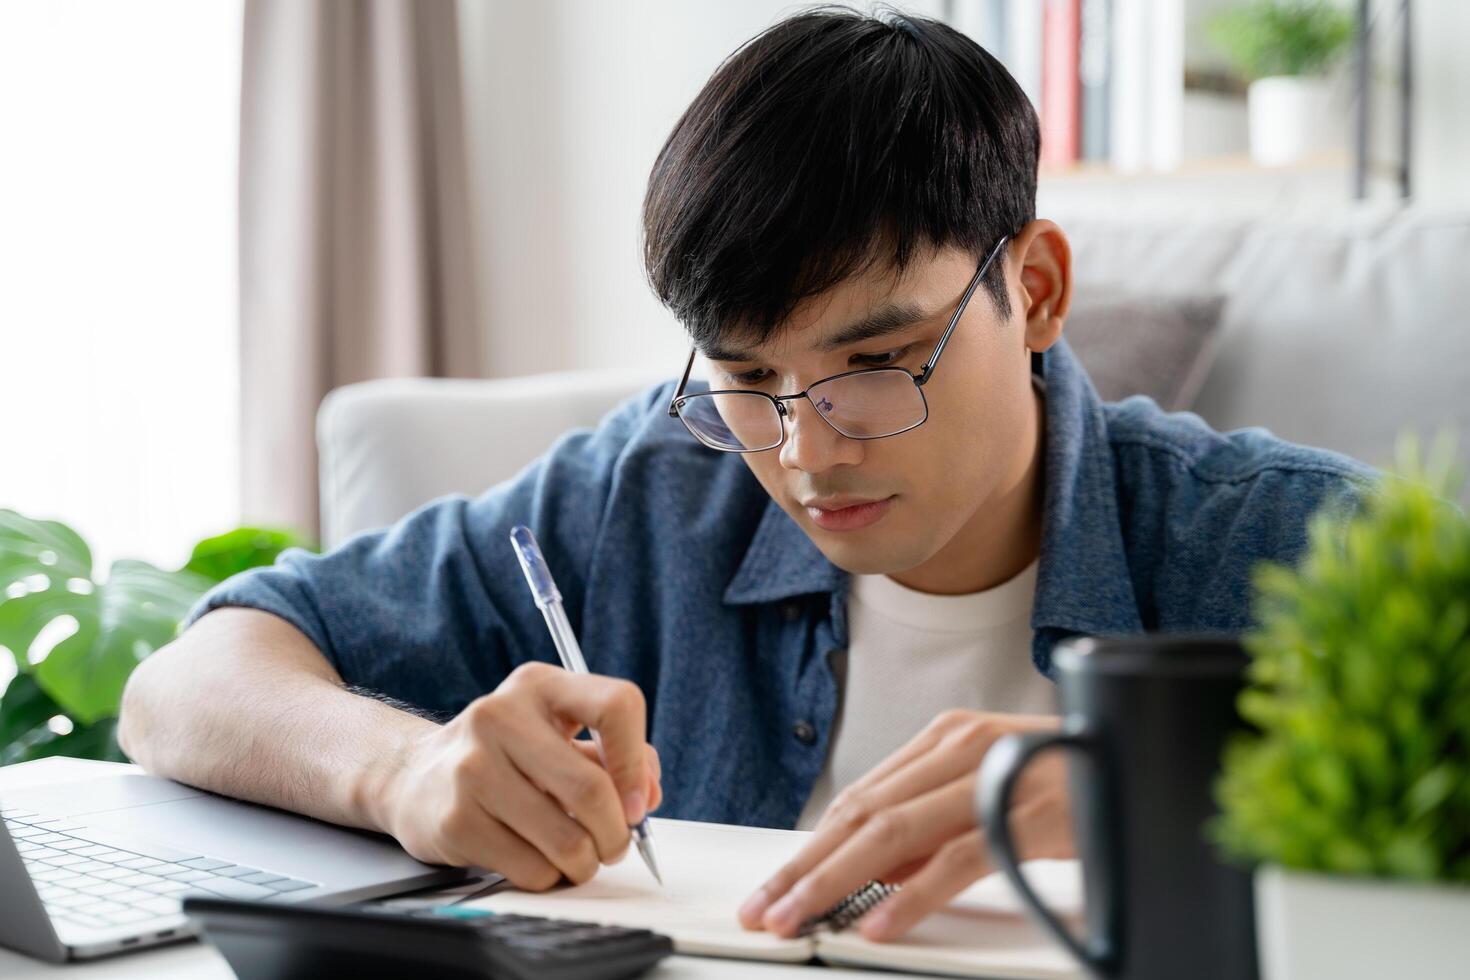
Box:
[1214,437,1470,979]
[0,509,314,765]
[1208,0,1357,166]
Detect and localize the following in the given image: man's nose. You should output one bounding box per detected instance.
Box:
[778,396,863,473]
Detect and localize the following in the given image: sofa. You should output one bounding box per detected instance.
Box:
[318,207,1470,548]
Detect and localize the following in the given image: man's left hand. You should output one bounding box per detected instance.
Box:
[737,710,1071,942]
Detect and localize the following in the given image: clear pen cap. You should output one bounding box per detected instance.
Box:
[509,525,562,609]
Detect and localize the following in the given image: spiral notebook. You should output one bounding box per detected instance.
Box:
[467,818,1083,979]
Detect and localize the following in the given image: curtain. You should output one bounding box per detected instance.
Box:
[238,0,481,539]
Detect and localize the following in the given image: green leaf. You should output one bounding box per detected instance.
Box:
[1217,431,1470,885]
[16,717,124,765]
[0,673,63,765]
[1206,0,1357,81]
[183,527,312,584]
[0,509,93,587]
[0,511,318,762]
[0,588,97,672]
[1405,765,1457,821]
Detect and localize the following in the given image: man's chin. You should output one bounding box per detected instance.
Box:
[804,524,932,577]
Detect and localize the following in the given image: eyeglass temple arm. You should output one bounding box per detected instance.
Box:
[668,348,698,417]
[915,234,1011,387]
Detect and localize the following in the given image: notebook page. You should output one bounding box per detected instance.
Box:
[814,860,1084,979]
[464,817,816,962]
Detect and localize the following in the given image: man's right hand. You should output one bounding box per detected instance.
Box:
[377,661,662,891]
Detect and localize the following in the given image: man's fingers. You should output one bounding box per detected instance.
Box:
[645,744,663,811]
[740,785,911,929]
[467,753,603,885]
[744,746,979,930]
[856,829,993,942]
[531,668,650,823]
[568,740,665,816]
[756,779,977,937]
[645,743,662,784]
[501,721,631,864]
[820,731,994,836]
[738,823,846,928]
[436,795,563,892]
[816,713,1057,830]
[820,723,950,814]
[754,718,980,926]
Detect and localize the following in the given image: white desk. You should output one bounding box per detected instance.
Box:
[0,758,879,979]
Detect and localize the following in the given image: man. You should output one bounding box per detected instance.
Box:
[118,9,1370,944]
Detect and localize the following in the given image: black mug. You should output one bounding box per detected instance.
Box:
[975,635,1257,980]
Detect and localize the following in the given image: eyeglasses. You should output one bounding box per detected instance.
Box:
[667,235,1011,453]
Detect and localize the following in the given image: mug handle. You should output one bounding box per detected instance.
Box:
[976,729,1118,978]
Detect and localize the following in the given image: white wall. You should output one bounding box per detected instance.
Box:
[457,0,942,379]
[1413,1,1470,206]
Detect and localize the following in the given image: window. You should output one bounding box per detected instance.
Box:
[0,1,242,573]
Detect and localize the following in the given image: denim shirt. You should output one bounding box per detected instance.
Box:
[185,340,1373,829]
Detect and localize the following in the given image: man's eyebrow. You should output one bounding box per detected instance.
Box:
[699,341,758,363]
[815,302,932,352]
[700,302,934,363]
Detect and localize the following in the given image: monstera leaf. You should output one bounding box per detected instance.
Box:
[0,674,121,766]
[184,526,307,583]
[0,509,313,763]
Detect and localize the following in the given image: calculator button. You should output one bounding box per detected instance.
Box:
[430,906,496,920]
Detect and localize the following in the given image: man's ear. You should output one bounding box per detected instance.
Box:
[1008,219,1072,355]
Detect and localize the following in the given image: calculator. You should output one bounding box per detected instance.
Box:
[182,895,674,980]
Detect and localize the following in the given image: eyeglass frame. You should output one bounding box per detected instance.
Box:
[666,233,1013,452]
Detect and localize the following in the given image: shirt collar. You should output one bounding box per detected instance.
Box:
[722,339,1142,636]
[1028,339,1143,636]
[723,498,844,606]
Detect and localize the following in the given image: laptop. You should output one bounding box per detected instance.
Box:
[0,769,472,962]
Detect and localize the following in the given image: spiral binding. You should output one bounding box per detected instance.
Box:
[796,880,900,937]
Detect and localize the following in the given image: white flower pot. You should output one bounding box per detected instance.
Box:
[1255,865,1470,979]
[1247,76,1339,167]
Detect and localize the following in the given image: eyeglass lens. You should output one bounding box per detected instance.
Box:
[677,368,926,451]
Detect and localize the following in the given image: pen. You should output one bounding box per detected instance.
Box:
[509,525,663,887]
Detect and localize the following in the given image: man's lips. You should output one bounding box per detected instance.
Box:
[801,495,895,532]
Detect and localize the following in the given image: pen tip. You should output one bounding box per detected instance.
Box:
[638,838,663,887]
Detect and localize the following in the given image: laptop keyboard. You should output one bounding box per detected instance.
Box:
[2,807,318,933]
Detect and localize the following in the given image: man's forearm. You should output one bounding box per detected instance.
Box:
[117,606,437,833]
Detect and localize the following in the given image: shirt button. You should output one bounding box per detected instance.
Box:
[792,720,817,746]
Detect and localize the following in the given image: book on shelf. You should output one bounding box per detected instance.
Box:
[1040,0,1082,167]
[953,0,1182,172]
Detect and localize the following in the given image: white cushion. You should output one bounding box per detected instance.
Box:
[317,370,665,548]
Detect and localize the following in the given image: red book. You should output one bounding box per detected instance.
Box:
[1040,0,1082,167]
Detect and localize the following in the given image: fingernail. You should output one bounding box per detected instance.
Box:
[622,788,647,824]
[764,895,800,935]
[738,888,771,926]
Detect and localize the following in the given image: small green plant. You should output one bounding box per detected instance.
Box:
[0,511,314,765]
[1208,0,1357,81]
[1215,435,1470,882]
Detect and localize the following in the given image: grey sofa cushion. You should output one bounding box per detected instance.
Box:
[1050,208,1470,491]
[1063,289,1227,410]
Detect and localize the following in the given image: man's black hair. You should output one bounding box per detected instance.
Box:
[642,5,1040,353]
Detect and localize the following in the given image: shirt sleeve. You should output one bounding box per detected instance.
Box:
[182,384,668,717]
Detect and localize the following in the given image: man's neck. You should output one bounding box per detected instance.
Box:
[887,384,1046,596]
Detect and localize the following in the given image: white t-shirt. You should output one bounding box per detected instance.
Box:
[796,559,1058,831]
